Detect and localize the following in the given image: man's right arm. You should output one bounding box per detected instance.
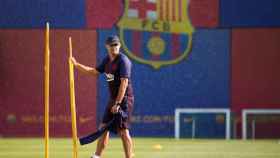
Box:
[71,57,99,76]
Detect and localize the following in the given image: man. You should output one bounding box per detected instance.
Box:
[71,35,134,158]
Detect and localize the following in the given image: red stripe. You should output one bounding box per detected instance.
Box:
[179,0,182,21]
[160,0,163,20]
[173,0,176,21]
[132,31,142,57]
[171,34,180,58]
[166,0,169,21]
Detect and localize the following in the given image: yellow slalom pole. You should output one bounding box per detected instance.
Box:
[44,22,50,158]
[68,37,78,158]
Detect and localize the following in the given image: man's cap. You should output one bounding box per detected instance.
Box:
[106,35,120,45]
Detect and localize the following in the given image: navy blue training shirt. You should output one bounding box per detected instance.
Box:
[96,53,133,99]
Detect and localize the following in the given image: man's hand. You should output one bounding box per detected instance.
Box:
[111,103,120,114]
[70,57,77,66]
[70,57,100,76]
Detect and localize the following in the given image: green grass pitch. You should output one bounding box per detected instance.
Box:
[0,138,279,158]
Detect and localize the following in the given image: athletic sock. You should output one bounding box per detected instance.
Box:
[91,154,100,158]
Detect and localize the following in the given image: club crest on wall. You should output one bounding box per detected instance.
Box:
[118,0,194,69]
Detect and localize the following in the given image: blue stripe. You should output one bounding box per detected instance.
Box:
[123,29,133,53]
[179,34,189,55]
[0,0,85,28]
[158,32,172,60]
[142,31,153,59]
[221,0,280,27]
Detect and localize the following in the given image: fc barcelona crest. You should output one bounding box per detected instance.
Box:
[118,0,194,69]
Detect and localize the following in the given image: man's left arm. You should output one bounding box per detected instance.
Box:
[111,78,128,113]
[116,78,128,103]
